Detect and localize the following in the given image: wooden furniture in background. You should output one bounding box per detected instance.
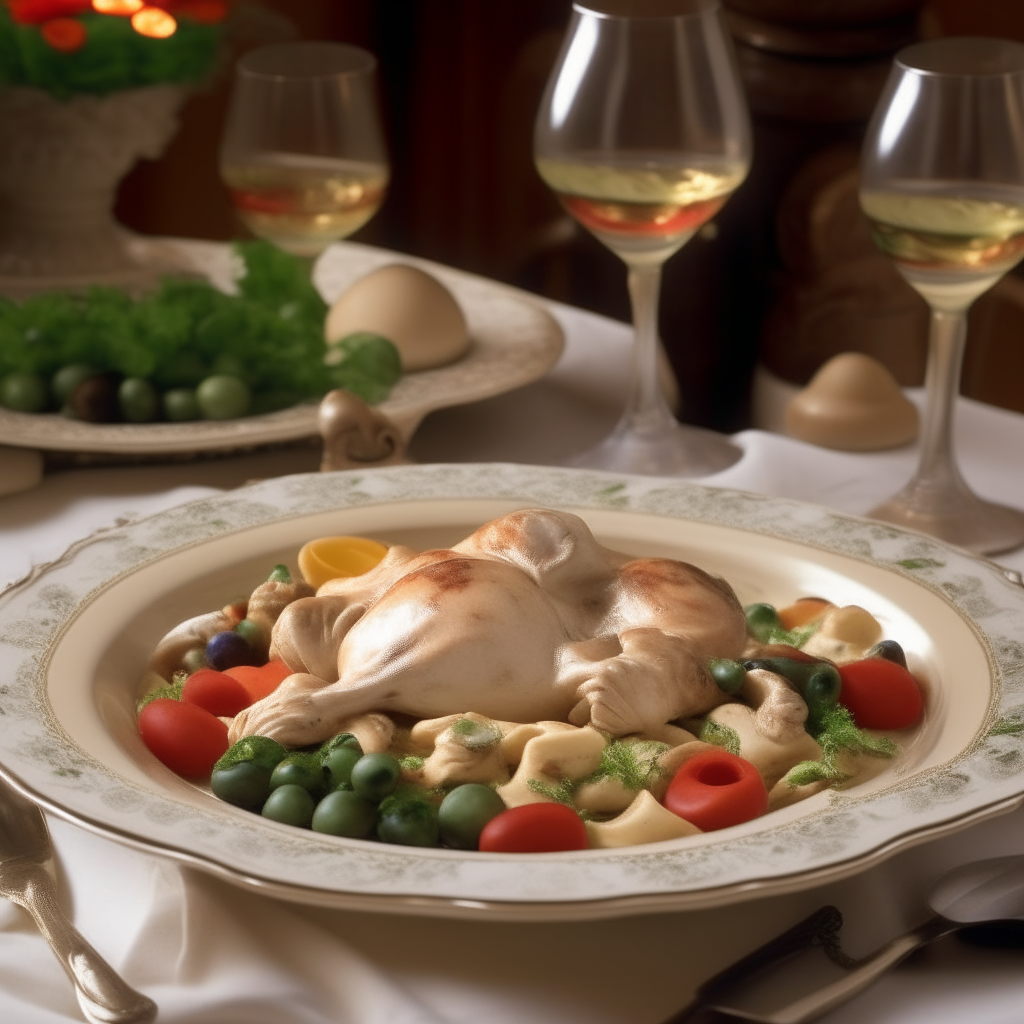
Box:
[110,0,1024,428]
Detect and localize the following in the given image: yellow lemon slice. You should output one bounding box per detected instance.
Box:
[298,536,388,588]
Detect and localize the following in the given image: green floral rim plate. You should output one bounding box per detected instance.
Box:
[1,463,1023,921]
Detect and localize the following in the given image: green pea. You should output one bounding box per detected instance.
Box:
[351,752,401,801]
[744,603,784,642]
[196,374,251,420]
[261,784,315,827]
[323,746,362,790]
[708,658,746,695]
[117,377,159,422]
[163,388,200,422]
[377,794,439,847]
[52,364,97,405]
[182,647,207,674]
[804,665,842,707]
[270,753,325,798]
[311,790,377,838]
[438,784,506,850]
[234,618,265,652]
[865,639,907,669]
[0,372,48,412]
[319,732,362,756]
[211,761,272,810]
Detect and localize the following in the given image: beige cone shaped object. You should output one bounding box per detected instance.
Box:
[785,352,918,451]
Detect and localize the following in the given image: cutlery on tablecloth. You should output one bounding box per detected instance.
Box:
[662,853,1024,1024]
[0,776,157,1024]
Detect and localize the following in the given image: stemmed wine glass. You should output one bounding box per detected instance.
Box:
[534,0,751,475]
[220,42,389,268]
[860,38,1024,554]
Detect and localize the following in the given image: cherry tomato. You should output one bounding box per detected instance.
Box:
[138,698,229,779]
[181,668,252,717]
[225,661,292,702]
[663,750,768,832]
[838,658,923,729]
[478,803,588,853]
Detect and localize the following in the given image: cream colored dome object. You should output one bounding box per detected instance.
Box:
[785,352,919,451]
[324,264,470,372]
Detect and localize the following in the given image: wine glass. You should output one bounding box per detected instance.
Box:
[860,38,1024,555]
[220,42,389,267]
[534,0,751,476]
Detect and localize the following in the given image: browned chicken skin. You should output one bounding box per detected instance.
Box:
[229,509,747,747]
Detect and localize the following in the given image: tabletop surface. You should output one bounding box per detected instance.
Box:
[1,250,1024,1024]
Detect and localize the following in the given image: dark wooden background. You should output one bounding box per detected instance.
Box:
[115,0,1024,431]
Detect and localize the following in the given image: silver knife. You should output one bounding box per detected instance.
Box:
[0,775,157,1024]
[663,853,1024,1024]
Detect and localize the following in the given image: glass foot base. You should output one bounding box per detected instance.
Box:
[869,485,1024,556]
[569,419,742,477]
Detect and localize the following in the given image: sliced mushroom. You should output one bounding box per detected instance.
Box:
[740,668,811,743]
[149,609,231,681]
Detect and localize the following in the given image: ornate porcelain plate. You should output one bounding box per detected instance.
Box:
[1,464,1022,921]
[0,240,564,456]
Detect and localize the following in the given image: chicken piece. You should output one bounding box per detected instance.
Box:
[231,510,746,747]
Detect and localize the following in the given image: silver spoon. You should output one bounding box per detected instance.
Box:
[0,776,157,1024]
[664,853,1024,1024]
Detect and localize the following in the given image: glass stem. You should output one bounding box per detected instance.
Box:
[622,263,676,436]
[912,307,971,497]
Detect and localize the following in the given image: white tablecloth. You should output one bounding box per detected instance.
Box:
[2,293,1024,1024]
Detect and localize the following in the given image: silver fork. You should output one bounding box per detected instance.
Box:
[0,775,157,1024]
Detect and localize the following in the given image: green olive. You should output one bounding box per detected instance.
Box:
[163,388,200,422]
[234,618,266,653]
[52,364,97,405]
[804,665,842,707]
[865,639,907,669]
[377,795,439,847]
[0,371,48,412]
[311,790,377,838]
[350,752,401,802]
[269,753,325,798]
[261,784,315,827]
[196,374,251,420]
[118,377,159,423]
[211,761,271,810]
[708,658,746,695]
[323,746,362,791]
[744,603,784,642]
[437,784,506,850]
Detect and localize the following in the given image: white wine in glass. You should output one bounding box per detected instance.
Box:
[221,43,389,263]
[534,0,751,477]
[860,38,1024,554]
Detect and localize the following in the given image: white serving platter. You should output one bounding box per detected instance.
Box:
[1,464,1022,921]
[0,239,564,456]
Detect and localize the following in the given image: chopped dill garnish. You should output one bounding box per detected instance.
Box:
[787,703,898,786]
[588,739,669,792]
[699,718,741,756]
[136,672,186,713]
[213,736,288,774]
[399,755,426,771]
[527,778,578,806]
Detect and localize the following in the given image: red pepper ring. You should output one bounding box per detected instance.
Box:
[663,749,768,832]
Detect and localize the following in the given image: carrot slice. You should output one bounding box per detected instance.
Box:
[777,598,832,631]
